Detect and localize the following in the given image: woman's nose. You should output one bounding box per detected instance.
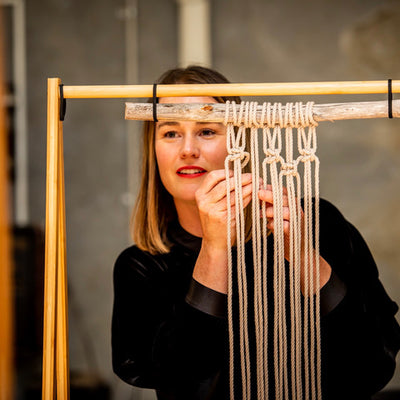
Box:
[180,136,200,158]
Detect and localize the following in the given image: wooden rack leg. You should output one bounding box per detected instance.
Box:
[43,77,61,399]
[56,118,70,399]
[0,17,14,399]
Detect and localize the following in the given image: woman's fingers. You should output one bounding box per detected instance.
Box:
[198,169,231,194]
[196,170,253,205]
[264,205,290,220]
[262,184,287,195]
[258,188,289,206]
[198,172,296,223]
[198,170,251,195]
[226,181,253,207]
[200,170,251,195]
[258,187,299,234]
[266,218,290,233]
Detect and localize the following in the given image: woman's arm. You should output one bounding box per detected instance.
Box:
[111,246,227,390]
[317,200,400,398]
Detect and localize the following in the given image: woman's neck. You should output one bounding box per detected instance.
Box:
[174,199,203,238]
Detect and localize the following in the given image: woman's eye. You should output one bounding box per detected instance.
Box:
[164,131,178,138]
[200,129,215,137]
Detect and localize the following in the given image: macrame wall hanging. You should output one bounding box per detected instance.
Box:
[41,79,398,400]
[224,101,320,400]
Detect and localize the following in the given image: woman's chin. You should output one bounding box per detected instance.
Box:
[173,195,198,207]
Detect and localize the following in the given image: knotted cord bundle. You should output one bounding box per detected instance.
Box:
[224,101,321,400]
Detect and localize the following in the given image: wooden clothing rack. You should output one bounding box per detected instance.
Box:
[43,78,399,399]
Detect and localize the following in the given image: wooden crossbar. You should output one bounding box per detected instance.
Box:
[62,80,400,98]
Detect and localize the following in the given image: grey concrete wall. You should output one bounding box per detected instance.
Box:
[26,0,132,396]
[25,0,399,399]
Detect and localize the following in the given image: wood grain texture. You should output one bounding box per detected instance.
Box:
[43,77,60,400]
[0,10,14,399]
[63,80,400,98]
[125,100,400,122]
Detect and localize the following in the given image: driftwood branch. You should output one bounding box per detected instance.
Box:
[125,100,400,123]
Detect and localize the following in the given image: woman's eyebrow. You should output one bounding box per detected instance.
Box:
[157,121,222,128]
[157,121,179,129]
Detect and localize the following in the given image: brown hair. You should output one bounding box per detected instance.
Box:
[131,65,249,254]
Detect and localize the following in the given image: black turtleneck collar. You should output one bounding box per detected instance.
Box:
[167,220,202,253]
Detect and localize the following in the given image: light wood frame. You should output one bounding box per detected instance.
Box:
[43,78,399,399]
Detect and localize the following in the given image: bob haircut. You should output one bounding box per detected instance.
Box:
[131,65,251,254]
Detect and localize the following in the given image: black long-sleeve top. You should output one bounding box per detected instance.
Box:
[112,199,400,399]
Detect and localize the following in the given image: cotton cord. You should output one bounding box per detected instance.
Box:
[225,101,251,400]
[224,101,321,400]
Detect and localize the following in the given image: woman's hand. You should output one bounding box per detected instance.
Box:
[192,170,253,294]
[258,185,293,260]
[196,170,253,248]
[258,186,332,294]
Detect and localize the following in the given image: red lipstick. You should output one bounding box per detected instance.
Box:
[176,166,207,178]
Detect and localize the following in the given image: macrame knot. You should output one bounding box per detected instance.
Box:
[281,161,298,176]
[227,148,250,167]
[264,149,282,164]
[299,148,316,163]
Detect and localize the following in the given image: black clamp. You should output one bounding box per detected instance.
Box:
[59,84,67,121]
[153,83,158,123]
[388,79,393,119]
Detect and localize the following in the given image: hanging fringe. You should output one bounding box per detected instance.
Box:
[224,101,321,400]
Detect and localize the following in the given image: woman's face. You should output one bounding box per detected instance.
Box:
[155,96,227,207]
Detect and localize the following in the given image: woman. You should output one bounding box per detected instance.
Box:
[112,65,400,399]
